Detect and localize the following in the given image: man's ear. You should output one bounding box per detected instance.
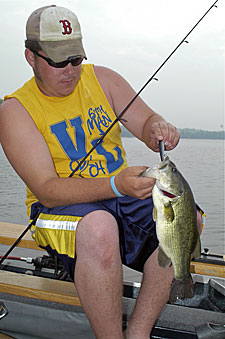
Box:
[25,48,35,67]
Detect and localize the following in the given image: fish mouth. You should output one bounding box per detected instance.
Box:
[156,182,178,199]
[160,189,177,199]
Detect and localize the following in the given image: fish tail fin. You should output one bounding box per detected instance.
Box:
[169,275,194,303]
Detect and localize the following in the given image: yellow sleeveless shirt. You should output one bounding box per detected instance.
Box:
[5,64,128,215]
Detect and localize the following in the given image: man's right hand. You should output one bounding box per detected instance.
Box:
[115,166,156,200]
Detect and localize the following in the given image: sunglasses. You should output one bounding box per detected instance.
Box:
[33,51,85,68]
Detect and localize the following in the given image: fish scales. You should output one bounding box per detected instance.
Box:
[142,155,200,302]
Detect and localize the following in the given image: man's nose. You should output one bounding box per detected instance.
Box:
[63,62,76,74]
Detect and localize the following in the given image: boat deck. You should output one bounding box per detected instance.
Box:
[0,222,225,338]
[1,222,224,277]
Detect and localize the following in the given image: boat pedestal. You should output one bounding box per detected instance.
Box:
[196,322,225,339]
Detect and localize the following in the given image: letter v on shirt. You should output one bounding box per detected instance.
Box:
[4,64,128,214]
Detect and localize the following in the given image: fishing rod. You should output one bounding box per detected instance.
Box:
[0,215,39,267]
[69,0,219,178]
[0,0,219,268]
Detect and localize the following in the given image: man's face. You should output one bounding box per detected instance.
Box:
[31,50,82,97]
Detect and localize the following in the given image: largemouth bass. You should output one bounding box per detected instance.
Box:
[142,156,200,303]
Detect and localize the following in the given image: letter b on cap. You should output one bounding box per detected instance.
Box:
[59,20,72,35]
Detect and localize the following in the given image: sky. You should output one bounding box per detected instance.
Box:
[0,0,224,131]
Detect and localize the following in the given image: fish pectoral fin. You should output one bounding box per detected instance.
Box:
[164,202,174,222]
[153,207,157,222]
[192,236,201,260]
[158,246,172,268]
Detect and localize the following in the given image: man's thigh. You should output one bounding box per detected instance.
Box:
[30,196,158,278]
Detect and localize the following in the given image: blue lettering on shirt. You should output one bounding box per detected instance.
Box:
[50,111,124,177]
[87,105,112,135]
[50,116,86,160]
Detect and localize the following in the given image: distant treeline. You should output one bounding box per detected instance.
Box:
[121,125,224,140]
[178,128,224,140]
[0,98,223,140]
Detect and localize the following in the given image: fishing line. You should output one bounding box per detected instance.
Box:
[0,0,219,268]
[69,0,219,178]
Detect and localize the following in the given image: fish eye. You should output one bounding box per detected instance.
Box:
[172,167,177,172]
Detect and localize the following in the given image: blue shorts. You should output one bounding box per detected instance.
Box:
[30,196,158,280]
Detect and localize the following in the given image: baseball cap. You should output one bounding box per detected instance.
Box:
[26,5,86,62]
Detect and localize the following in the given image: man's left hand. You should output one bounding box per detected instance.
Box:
[149,121,180,152]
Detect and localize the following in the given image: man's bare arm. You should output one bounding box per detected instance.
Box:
[0,99,154,208]
[94,66,180,152]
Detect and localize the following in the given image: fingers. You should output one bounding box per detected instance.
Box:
[150,121,180,152]
[150,121,168,141]
[165,123,180,150]
[115,166,156,199]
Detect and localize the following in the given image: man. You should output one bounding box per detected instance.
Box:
[0,5,190,339]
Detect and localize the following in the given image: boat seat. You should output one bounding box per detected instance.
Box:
[0,270,81,307]
[0,222,224,278]
[0,333,14,338]
[191,260,225,278]
[0,222,42,251]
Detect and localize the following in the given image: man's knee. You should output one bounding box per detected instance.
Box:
[75,210,121,268]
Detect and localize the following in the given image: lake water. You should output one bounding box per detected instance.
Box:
[0,138,224,253]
